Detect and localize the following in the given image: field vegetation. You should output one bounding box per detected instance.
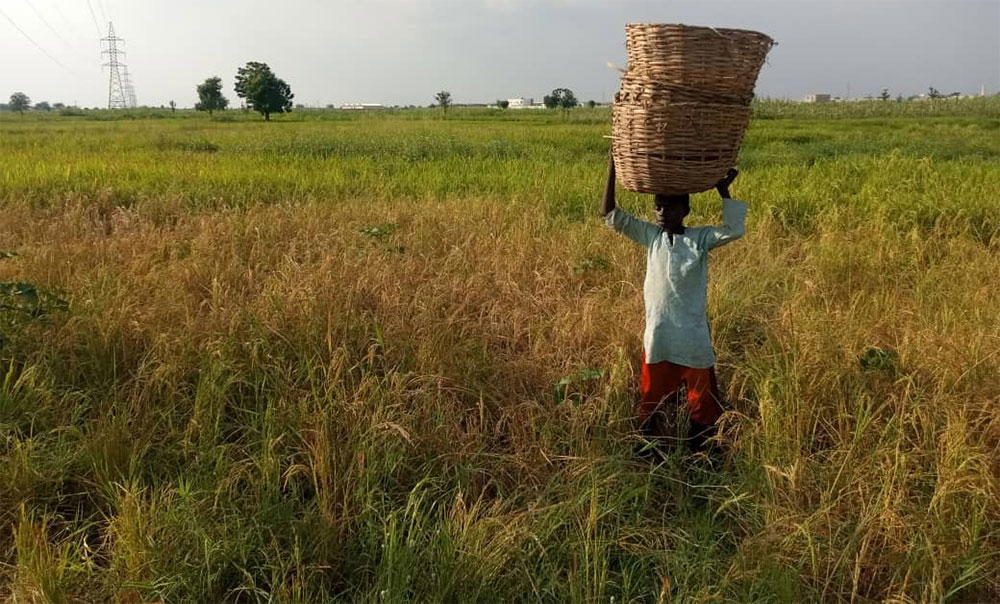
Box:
[1,99,998,602]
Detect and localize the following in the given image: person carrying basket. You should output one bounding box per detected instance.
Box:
[601,154,746,458]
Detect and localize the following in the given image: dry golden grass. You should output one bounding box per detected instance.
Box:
[1,189,997,600]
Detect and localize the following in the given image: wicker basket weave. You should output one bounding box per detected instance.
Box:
[613,23,773,195]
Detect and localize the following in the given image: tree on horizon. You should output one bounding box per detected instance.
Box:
[435,90,452,116]
[9,92,31,115]
[543,88,578,111]
[196,76,229,116]
[235,62,294,121]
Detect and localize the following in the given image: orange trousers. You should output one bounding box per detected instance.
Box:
[639,355,723,427]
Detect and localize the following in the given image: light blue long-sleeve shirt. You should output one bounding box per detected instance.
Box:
[606,199,748,368]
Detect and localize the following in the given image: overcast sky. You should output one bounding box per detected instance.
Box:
[2,0,998,108]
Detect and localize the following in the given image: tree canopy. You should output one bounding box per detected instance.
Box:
[435,90,452,115]
[9,92,31,114]
[543,88,578,110]
[196,76,229,115]
[234,62,294,121]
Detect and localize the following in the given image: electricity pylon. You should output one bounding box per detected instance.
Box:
[101,22,128,109]
[123,67,137,108]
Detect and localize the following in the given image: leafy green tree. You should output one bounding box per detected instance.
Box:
[34,101,51,111]
[9,92,30,115]
[169,100,176,112]
[435,90,452,116]
[879,88,890,101]
[928,86,941,99]
[559,89,578,110]
[234,62,294,121]
[496,99,509,110]
[195,76,229,116]
[543,88,578,110]
[586,100,597,108]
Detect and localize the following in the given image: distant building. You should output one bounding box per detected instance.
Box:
[803,94,831,103]
[507,97,535,109]
[340,103,385,110]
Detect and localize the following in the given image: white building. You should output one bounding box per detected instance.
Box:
[803,94,832,103]
[340,103,385,110]
[507,97,535,108]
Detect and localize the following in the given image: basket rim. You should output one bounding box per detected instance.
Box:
[624,22,775,45]
[615,78,755,105]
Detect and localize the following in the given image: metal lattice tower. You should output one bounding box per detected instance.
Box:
[122,67,137,108]
[101,22,129,109]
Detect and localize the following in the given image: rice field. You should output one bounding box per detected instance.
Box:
[1,100,998,602]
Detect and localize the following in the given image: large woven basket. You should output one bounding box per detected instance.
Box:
[613,23,774,195]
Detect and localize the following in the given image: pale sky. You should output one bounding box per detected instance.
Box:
[2,0,998,108]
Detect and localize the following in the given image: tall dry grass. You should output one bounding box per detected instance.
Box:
[0,191,996,601]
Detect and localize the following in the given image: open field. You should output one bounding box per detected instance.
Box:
[1,101,999,602]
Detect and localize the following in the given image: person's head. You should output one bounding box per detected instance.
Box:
[653,193,690,230]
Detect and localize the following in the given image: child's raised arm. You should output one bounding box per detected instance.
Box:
[702,168,748,250]
[715,168,738,201]
[603,153,661,248]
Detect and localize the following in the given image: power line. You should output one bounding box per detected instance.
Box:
[83,0,101,36]
[50,1,72,28]
[23,0,71,47]
[0,6,77,74]
[49,1,85,50]
[101,0,116,23]
[95,0,108,25]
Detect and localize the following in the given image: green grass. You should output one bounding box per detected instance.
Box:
[0,102,998,602]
